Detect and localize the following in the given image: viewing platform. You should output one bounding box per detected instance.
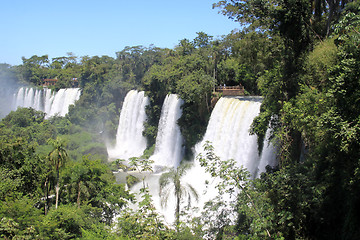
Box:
[42,78,79,87]
[214,84,245,96]
[43,78,57,87]
[211,84,245,107]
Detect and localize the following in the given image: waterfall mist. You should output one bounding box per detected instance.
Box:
[0,87,15,118]
[0,69,20,118]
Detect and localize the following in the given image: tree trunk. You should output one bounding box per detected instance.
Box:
[326,0,341,36]
[44,176,49,215]
[175,178,181,232]
[55,168,59,209]
[175,193,180,232]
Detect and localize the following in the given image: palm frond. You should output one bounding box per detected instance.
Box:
[160,186,171,208]
[177,162,193,177]
[159,171,173,190]
[186,183,199,202]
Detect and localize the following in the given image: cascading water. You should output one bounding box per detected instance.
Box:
[150,94,184,168]
[178,97,267,222]
[255,128,278,178]
[13,87,81,118]
[48,89,81,117]
[132,96,277,225]
[193,96,263,173]
[107,90,149,160]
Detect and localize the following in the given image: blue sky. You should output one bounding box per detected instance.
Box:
[0,0,240,66]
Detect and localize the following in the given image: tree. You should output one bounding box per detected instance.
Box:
[159,163,199,230]
[40,204,96,240]
[175,39,195,56]
[48,137,69,209]
[0,138,44,200]
[197,141,274,239]
[61,156,132,223]
[116,187,175,239]
[193,32,213,48]
[19,55,50,85]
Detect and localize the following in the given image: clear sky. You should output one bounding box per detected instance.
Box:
[0,0,240,66]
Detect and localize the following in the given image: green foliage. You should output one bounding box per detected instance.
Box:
[80,222,127,240]
[0,107,56,144]
[126,174,140,188]
[193,31,213,48]
[19,55,50,85]
[48,137,69,209]
[116,156,176,239]
[0,196,43,238]
[128,156,154,173]
[0,137,132,238]
[0,217,38,240]
[67,46,168,138]
[197,141,324,239]
[116,187,175,240]
[0,138,44,199]
[0,107,108,164]
[40,204,96,239]
[197,141,274,239]
[250,3,360,239]
[61,130,108,162]
[61,155,133,223]
[305,38,338,87]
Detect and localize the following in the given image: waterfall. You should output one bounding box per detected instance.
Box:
[150,94,184,168]
[13,87,81,118]
[255,128,278,178]
[173,97,263,221]
[47,89,81,117]
[126,96,277,225]
[107,90,149,160]
[194,96,263,173]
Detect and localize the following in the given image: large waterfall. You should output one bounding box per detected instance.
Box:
[150,94,184,168]
[107,90,149,160]
[136,96,277,224]
[194,96,264,174]
[13,87,81,118]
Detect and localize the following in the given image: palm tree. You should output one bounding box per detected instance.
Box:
[43,160,54,215]
[48,137,68,209]
[159,162,199,229]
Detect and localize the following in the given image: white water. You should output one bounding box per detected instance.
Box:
[256,128,278,178]
[150,94,184,168]
[13,87,81,118]
[129,96,277,225]
[194,97,263,173]
[107,90,149,160]
[179,97,267,223]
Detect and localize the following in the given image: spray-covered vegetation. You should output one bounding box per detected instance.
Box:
[1,0,360,239]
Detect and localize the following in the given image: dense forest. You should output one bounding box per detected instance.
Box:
[1,0,360,239]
